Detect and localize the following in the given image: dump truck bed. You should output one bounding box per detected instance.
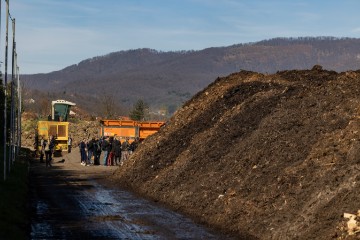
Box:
[99,120,165,141]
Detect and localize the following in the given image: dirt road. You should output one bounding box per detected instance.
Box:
[29,149,231,239]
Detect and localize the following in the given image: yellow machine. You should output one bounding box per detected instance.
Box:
[36,100,75,153]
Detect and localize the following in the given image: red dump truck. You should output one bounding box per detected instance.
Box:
[99,120,165,142]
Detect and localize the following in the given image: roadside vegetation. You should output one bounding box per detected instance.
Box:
[0,78,33,239]
[0,147,30,239]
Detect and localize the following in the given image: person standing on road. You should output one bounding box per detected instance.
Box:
[34,129,39,157]
[113,136,121,165]
[44,137,55,168]
[87,137,95,166]
[49,135,56,162]
[93,138,101,165]
[68,136,72,153]
[80,139,87,165]
[129,137,139,155]
[121,138,130,162]
[101,137,110,166]
[107,136,114,166]
[40,136,45,163]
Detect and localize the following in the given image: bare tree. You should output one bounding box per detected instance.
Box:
[38,97,51,119]
[19,80,33,113]
[100,93,116,119]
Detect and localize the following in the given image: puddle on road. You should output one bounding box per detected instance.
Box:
[31,178,230,239]
[75,182,160,239]
[85,181,227,239]
[30,200,54,239]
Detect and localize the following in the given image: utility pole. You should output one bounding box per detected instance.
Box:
[10,17,15,165]
[0,0,4,182]
[16,65,20,158]
[3,0,9,180]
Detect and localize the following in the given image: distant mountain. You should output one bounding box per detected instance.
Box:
[21,37,360,116]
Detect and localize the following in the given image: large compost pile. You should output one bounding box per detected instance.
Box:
[113,66,360,239]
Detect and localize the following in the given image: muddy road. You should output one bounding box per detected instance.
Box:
[29,149,231,239]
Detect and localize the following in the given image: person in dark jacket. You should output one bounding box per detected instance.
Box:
[101,137,110,166]
[93,138,101,165]
[129,137,140,154]
[113,136,121,165]
[80,139,87,165]
[44,136,55,168]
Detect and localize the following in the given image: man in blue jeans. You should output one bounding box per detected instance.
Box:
[101,137,109,166]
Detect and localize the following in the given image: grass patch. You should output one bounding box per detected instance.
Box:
[0,147,30,239]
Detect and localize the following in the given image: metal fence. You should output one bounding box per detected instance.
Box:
[1,0,21,181]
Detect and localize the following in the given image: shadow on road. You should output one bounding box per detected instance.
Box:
[29,150,232,239]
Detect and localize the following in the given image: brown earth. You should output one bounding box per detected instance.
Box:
[111,65,360,239]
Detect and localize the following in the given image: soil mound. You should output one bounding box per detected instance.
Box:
[112,66,360,239]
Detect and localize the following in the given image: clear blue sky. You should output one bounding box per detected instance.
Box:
[2,0,360,74]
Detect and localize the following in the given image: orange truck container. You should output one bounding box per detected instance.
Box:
[99,120,165,141]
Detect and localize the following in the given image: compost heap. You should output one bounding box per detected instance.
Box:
[112,66,360,239]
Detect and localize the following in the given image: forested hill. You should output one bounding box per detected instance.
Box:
[21,37,360,115]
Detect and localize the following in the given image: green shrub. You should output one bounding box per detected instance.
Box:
[0,148,29,239]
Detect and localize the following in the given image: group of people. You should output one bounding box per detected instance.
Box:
[78,136,140,166]
[39,135,56,167]
[36,134,140,167]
